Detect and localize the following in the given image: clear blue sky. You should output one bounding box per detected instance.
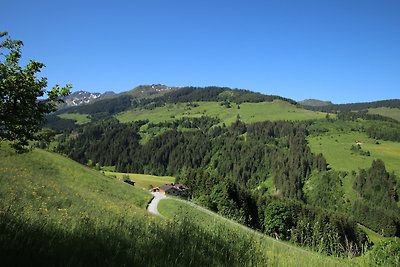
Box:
[2,0,400,103]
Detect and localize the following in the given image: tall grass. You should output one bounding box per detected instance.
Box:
[0,207,268,266]
[0,146,267,266]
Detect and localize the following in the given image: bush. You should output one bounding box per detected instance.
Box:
[369,238,400,266]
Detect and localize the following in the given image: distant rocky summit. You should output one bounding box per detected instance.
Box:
[60,90,115,107]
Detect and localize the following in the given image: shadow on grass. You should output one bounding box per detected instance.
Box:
[0,210,267,267]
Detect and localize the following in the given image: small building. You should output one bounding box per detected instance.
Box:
[151,187,160,192]
[123,178,135,186]
[155,183,189,196]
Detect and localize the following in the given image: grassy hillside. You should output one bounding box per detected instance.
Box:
[0,146,269,266]
[116,100,327,125]
[58,113,91,124]
[308,130,400,176]
[158,198,359,267]
[104,171,174,189]
[368,107,400,122]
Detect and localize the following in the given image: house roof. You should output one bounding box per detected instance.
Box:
[175,184,189,190]
[158,183,189,192]
[159,183,175,191]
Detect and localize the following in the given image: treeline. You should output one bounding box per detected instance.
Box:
[334,111,400,142]
[147,116,221,131]
[43,115,77,132]
[56,118,371,256]
[303,99,400,112]
[154,86,297,105]
[337,110,398,123]
[365,123,400,142]
[353,160,400,236]
[264,198,369,256]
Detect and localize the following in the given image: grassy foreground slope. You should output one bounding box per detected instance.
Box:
[158,199,358,267]
[0,146,268,266]
[116,100,327,125]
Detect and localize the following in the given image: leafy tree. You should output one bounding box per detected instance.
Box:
[0,32,71,152]
[264,201,295,240]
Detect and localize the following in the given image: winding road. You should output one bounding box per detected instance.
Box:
[147,192,167,216]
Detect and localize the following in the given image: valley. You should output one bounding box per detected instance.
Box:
[2,85,400,266]
[3,2,400,265]
[0,145,368,266]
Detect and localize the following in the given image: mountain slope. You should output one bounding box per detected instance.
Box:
[299,99,333,106]
[116,100,327,125]
[0,146,268,266]
[124,84,180,98]
[0,145,374,266]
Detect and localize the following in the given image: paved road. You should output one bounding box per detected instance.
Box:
[147,192,167,216]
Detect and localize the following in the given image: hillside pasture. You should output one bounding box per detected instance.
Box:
[116,100,327,125]
[103,171,175,190]
[58,113,91,124]
[308,131,400,176]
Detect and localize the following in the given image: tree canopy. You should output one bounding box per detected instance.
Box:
[0,32,71,152]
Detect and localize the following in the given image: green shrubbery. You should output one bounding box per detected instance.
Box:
[368,238,400,266]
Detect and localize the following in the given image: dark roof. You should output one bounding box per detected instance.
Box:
[159,183,175,191]
[175,184,189,190]
[159,183,189,192]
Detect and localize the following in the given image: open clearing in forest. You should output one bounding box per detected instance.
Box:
[103,171,174,190]
[308,131,400,176]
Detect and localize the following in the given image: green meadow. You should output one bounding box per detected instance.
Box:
[116,100,327,125]
[58,113,91,124]
[103,171,174,189]
[368,107,400,122]
[308,131,400,176]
